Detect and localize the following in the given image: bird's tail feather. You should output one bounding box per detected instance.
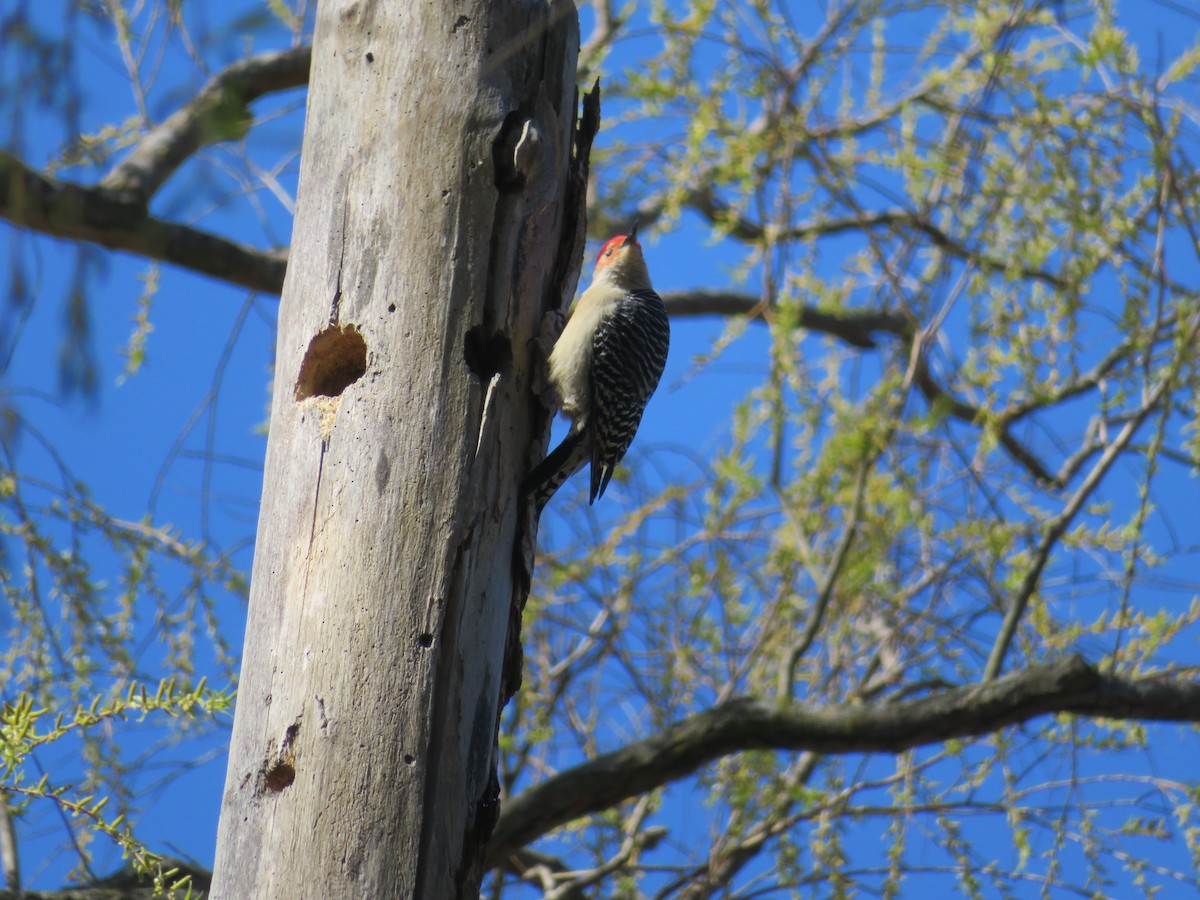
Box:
[521,428,589,512]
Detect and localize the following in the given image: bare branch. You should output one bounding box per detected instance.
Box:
[911,356,1060,486]
[996,312,1185,434]
[1,49,308,293]
[661,289,914,349]
[101,47,312,201]
[487,656,1200,867]
[664,289,1060,484]
[982,314,1200,680]
[778,462,871,701]
[578,0,621,80]
[674,190,1063,289]
[674,754,820,900]
[0,858,212,900]
[0,151,286,293]
[0,139,1068,490]
[499,846,588,900]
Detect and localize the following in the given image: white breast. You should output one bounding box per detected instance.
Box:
[548,284,620,423]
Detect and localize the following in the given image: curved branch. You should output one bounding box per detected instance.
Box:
[0,151,287,293]
[911,355,1059,486]
[663,289,1059,484]
[487,656,1200,867]
[1,49,308,293]
[630,189,1064,290]
[0,858,212,900]
[101,47,312,201]
[661,289,914,349]
[0,147,1063,489]
[982,318,1197,680]
[7,659,1197,894]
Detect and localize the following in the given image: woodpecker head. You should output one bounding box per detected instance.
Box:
[592,222,652,288]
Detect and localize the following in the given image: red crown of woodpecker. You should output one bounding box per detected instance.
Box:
[594,221,641,272]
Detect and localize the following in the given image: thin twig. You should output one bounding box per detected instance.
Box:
[982,312,1200,681]
[777,460,871,702]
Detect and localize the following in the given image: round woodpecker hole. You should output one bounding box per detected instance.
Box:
[295,325,367,400]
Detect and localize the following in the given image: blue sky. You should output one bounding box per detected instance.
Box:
[4,0,1200,894]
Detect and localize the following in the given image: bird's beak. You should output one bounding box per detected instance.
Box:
[624,220,640,246]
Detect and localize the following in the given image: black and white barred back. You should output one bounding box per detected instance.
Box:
[587,288,671,503]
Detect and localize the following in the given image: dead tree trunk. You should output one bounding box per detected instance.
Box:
[210,2,588,896]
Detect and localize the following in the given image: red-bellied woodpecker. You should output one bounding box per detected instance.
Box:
[524,223,670,508]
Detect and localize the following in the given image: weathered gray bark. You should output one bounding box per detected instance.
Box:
[210,2,585,897]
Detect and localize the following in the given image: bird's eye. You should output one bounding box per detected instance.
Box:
[605,249,613,256]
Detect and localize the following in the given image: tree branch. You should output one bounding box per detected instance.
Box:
[911,355,1059,486]
[486,656,1200,867]
[662,289,1060,485]
[0,151,287,293]
[661,289,914,349]
[632,188,1064,290]
[101,47,312,201]
[0,143,1063,487]
[777,461,871,701]
[0,49,308,293]
[982,315,1197,680]
[0,858,211,900]
[11,658,1197,895]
